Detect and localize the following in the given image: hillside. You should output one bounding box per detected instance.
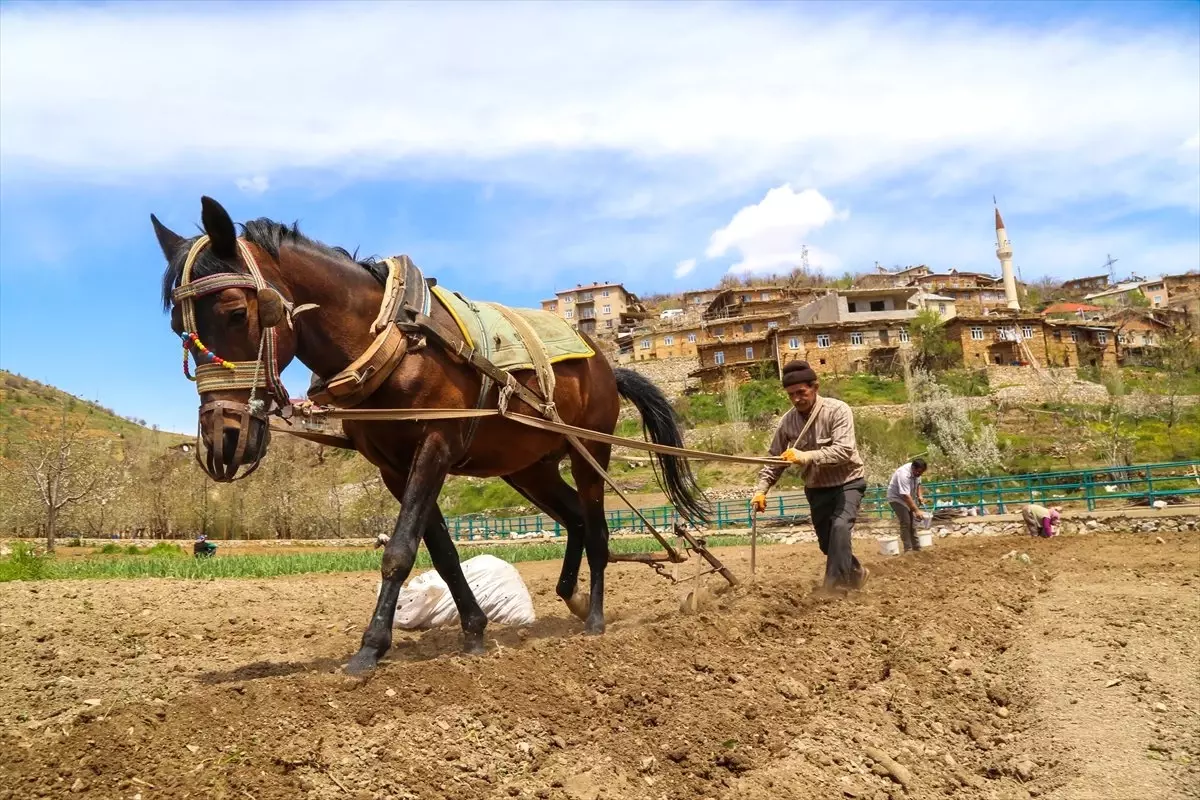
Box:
[0,370,191,453]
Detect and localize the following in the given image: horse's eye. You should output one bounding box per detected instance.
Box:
[228,308,248,325]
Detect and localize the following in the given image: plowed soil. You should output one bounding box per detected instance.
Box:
[2,531,1197,800]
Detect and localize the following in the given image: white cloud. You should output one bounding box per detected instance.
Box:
[673,258,696,279]
[706,185,847,274]
[0,2,1196,217]
[235,175,270,195]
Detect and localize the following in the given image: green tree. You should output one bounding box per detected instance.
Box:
[910,309,961,371]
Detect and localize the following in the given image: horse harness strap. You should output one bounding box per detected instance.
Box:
[307,255,428,408]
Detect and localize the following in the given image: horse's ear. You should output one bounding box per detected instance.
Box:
[150,214,185,261]
[200,196,237,259]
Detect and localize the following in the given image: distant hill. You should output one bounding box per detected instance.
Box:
[0,369,190,451]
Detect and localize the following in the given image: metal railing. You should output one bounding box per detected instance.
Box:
[442,459,1200,541]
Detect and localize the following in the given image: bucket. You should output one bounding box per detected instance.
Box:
[917,531,934,549]
[877,536,901,556]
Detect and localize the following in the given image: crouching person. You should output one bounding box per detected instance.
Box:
[1021,504,1061,538]
[750,360,870,593]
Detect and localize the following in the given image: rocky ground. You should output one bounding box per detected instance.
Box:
[1,531,1197,799]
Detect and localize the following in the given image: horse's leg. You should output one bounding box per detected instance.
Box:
[379,471,488,655]
[502,458,590,621]
[423,505,489,655]
[569,441,612,635]
[347,436,451,675]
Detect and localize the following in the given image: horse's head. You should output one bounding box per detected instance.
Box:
[152,197,297,482]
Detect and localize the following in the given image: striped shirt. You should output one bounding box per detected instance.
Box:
[754,396,866,493]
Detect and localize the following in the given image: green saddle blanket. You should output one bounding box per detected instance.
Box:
[430,285,595,373]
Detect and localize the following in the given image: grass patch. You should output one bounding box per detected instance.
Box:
[0,535,756,582]
[938,369,990,397]
[821,374,907,405]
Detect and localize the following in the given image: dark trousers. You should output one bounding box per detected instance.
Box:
[805,478,866,589]
[890,501,919,551]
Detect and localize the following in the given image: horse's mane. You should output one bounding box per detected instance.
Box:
[160,218,386,310]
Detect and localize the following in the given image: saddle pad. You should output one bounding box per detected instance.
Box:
[430,285,595,373]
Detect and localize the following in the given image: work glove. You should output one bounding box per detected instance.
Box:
[781,448,815,465]
[751,493,767,513]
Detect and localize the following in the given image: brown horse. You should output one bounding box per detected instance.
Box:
[152,196,709,675]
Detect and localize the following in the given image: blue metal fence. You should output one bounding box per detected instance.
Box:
[444,459,1200,541]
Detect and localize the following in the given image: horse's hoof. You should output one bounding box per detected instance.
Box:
[564,589,590,622]
[345,648,380,676]
[583,618,606,636]
[463,635,486,656]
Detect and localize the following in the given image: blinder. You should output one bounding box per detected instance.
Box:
[171,234,293,483]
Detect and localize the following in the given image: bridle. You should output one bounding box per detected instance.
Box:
[171,235,294,482]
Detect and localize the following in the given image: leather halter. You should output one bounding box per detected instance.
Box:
[171,235,292,482]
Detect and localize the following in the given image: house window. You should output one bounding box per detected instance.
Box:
[850,331,864,346]
[602,290,610,297]
[848,302,858,313]
[605,320,613,329]
[741,294,751,303]
[767,321,778,329]
[970,327,984,340]
[581,292,593,301]
[1069,330,1077,343]
[664,336,674,346]
[640,339,650,350]
[694,297,704,305]
[1053,330,1061,340]
[687,333,697,343]
[1118,333,1128,345]
[742,323,753,334]
[546,303,557,312]
[817,334,831,348]
[602,305,611,315]
[1022,325,1033,339]
[565,310,573,319]
[938,303,947,314]
[713,327,725,336]
[899,328,910,343]
[745,346,755,360]
[1097,332,1108,344]
[714,351,725,365]
[1142,333,1152,345]
[788,336,800,350]
[870,300,886,312]
[760,292,771,301]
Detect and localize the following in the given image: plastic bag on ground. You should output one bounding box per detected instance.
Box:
[380,554,536,630]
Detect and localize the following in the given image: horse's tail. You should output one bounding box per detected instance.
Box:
[613,368,711,526]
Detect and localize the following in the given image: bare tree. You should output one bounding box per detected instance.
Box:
[11,405,119,551]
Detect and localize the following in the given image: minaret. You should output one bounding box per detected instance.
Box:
[994,206,1020,310]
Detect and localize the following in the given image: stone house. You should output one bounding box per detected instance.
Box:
[631,325,703,362]
[773,321,915,376]
[702,286,810,322]
[690,333,777,389]
[912,270,1014,314]
[1106,310,1177,365]
[853,264,932,289]
[945,314,1050,368]
[1042,320,1119,369]
[1060,274,1110,297]
[699,313,791,345]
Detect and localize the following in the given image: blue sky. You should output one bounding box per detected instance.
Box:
[1,0,1197,433]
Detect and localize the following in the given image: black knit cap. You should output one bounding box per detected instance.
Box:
[781,360,818,387]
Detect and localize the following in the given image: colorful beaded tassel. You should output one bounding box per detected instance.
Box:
[181,331,237,380]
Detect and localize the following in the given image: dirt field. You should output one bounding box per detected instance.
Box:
[1,532,1197,800]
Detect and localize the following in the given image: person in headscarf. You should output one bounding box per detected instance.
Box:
[1021,504,1061,538]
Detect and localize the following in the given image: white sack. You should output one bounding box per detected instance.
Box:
[380,554,536,630]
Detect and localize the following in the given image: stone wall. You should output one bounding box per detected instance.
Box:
[759,510,1199,545]
[619,357,699,402]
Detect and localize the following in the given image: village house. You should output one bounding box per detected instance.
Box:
[541,282,644,337]
[794,286,956,325]
[1083,279,1155,309]
[690,333,776,388]
[1060,274,1111,297]
[701,285,810,321]
[1041,319,1119,369]
[630,324,703,362]
[852,264,932,289]
[773,320,915,376]
[913,269,1014,314]
[681,289,722,310]
[1163,271,1200,300]
[1105,309,1179,366]
[1041,302,1105,321]
[945,313,1052,368]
